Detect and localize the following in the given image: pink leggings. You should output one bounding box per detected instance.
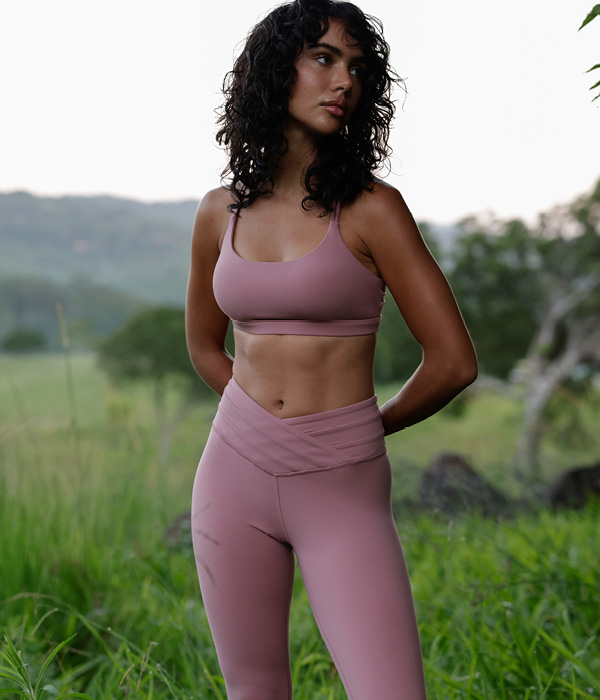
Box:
[191,377,427,700]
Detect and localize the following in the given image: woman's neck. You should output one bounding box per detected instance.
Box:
[272,125,319,196]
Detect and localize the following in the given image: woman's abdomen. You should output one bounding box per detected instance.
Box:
[232,329,377,418]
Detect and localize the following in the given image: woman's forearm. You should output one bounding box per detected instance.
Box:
[379,357,477,436]
[190,347,234,397]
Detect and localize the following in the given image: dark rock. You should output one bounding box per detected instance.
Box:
[419,452,510,516]
[546,462,600,509]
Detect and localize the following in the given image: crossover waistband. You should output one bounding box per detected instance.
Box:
[211,377,386,476]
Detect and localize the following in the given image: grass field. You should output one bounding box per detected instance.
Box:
[1,352,599,699]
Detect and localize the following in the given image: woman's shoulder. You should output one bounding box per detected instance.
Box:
[350,178,413,230]
[191,186,237,251]
[196,186,237,216]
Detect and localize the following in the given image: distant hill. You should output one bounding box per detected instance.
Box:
[0,191,198,306]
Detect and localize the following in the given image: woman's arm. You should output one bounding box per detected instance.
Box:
[185,188,234,396]
[359,182,478,436]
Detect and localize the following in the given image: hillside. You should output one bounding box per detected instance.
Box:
[0,191,198,305]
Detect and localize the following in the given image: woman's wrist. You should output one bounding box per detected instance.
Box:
[379,400,405,436]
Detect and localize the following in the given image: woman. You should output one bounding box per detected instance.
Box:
[185,1,477,698]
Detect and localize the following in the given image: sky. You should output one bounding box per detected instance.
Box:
[1,0,598,225]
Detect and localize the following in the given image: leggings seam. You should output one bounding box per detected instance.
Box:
[275,476,293,545]
[277,449,388,476]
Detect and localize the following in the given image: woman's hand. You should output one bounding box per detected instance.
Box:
[358,182,478,435]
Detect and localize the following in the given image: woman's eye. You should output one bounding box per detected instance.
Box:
[314,54,365,79]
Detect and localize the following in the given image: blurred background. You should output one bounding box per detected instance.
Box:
[1,1,599,699]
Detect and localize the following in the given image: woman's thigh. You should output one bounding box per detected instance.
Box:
[191,431,295,700]
[280,456,427,700]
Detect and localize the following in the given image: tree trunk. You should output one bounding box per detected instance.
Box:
[515,317,600,480]
[515,372,560,481]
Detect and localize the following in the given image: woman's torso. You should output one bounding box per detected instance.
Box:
[213,188,384,418]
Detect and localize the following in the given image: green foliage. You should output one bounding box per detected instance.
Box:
[544,376,600,451]
[580,4,600,28]
[96,306,209,398]
[410,508,600,699]
[0,634,92,700]
[447,218,542,378]
[97,306,184,381]
[447,177,600,380]
[579,5,600,102]
[533,184,600,345]
[1,328,46,353]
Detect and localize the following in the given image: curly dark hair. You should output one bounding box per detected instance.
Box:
[215,0,405,215]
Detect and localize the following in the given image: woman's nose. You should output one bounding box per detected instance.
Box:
[331,65,353,91]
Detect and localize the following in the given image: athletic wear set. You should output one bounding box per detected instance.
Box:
[191,200,427,699]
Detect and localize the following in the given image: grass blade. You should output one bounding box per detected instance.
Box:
[34,634,77,698]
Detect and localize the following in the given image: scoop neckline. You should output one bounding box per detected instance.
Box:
[228,204,338,265]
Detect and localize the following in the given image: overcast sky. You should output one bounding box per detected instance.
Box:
[1,0,598,225]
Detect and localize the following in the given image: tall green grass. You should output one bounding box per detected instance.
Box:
[1,353,599,699]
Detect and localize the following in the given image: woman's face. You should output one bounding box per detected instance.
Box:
[284,18,366,138]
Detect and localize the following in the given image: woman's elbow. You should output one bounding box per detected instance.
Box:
[451,350,478,389]
[459,360,478,388]
[426,348,477,391]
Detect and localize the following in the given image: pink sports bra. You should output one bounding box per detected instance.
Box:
[212,200,386,336]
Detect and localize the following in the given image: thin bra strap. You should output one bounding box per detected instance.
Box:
[332,199,341,223]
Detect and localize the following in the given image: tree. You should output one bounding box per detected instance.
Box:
[579,5,600,102]
[447,178,600,480]
[1,328,46,353]
[447,216,542,379]
[97,306,212,465]
[514,179,600,479]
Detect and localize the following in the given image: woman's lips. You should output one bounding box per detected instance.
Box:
[323,105,345,117]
